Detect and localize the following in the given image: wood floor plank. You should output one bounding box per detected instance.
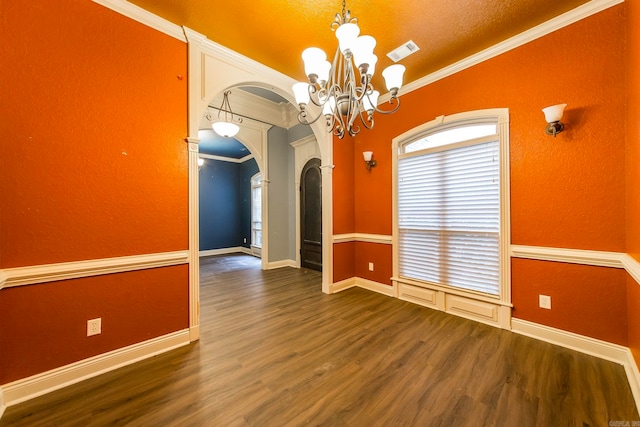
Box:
[2,253,638,426]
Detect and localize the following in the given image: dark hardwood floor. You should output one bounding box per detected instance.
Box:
[2,253,638,426]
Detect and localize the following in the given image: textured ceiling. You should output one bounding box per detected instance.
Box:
[128,0,589,90]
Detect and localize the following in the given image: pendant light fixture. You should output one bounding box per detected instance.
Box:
[292,0,406,139]
[209,90,242,138]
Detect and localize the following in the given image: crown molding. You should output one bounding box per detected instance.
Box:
[199,153,254,164]
[1,251,189,289]
[92,0,186,42]
[290,134,317,149]
[381,0,624,102]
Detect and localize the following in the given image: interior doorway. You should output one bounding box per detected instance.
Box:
[300,158,322,271]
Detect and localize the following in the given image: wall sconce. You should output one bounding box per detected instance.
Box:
[542,103,567,137]
[363,151,377,170]
[198,158,205,167]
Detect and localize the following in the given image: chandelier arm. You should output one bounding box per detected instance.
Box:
[306,85,324,107]
[373,96,401,115]
[358,110,375,130]
[297,107,327,126]
[333,107,348,138]
[348,122,361,137]
[354,74,370,103]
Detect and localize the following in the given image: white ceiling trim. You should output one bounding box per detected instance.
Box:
[199,153,254,164]
[381,0,624,102]
[92,0,186,42]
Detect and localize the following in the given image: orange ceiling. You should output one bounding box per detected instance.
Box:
[127,0,589,88]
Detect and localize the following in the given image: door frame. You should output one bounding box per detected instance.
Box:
[184,28,334,342]
[299,158,322,271]
[291,135,321,268]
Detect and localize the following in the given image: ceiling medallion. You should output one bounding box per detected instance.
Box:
[292,0,406,139]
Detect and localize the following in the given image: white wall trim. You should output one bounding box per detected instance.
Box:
[511,245,640,288]
[332,233,393,244]
[92,0,186,42]
[622,254,640,285]
[266,259,297,270]
[511,318,640,410]
[1,251,189,289]
[1,329,190,408]
[199,153,254,164]
[199,247,251,257]
[381,0,624,103]
[0,270,7,291]
[510,244,624,268]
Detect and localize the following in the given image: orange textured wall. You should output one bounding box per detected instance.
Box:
[0,266,189,384]
[333,135,355,234]
[0,0,188,268]
[629,273,640,364]
[355,242,392,285]
[361,5,626,252]
[0,0,190,385]
[335,5,628,343]
[512,259,627,345]
[626,0,640,365]
[353,138,392,235]
[333,242,355,283]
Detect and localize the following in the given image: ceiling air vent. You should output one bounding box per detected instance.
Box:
[387,40,420,62]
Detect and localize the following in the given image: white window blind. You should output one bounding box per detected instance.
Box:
[398,136,500,296]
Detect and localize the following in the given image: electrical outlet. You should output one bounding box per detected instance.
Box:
[87,318,102,336]
[539,295,551,310]
[368,262,374,271]
[243,237,247,243]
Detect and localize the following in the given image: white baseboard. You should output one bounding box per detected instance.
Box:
[329,277,395,297]
[624,349,640,413]
[354,277,396,297]
[265,259,296,269]
[1,329,190,408]
[512,318,640,411]
[199,247,250,257]
[330,277,357,293]
[189,325,200,342]
[0,388,5,420]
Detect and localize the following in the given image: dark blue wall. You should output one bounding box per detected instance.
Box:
[199,158,259,251]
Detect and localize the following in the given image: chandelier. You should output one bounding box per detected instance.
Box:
[292,0,406,139]
[207,90,242,138]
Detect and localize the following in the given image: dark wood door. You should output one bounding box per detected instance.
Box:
[300,158,322,271]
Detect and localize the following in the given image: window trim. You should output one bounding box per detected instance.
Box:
[391,109,511,322]
[250,173,262,249]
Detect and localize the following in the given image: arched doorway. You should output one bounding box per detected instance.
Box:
[300,158,322,271]
[184,29,333,341]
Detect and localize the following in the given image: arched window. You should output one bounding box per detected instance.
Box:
[393,109,511,327]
